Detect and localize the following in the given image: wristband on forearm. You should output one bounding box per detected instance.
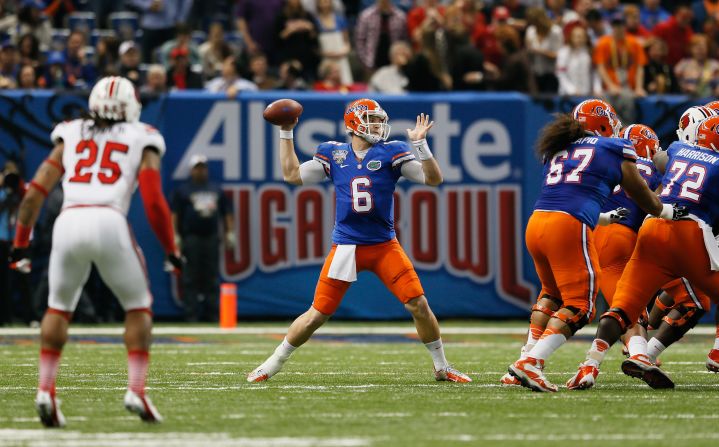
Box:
[13,223,32,248]
[279,129,294,140]
[411,138,433,161]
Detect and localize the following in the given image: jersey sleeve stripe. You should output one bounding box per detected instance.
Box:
[392,154,416,167]
[313,156,331,169]
[622,147,637,160]
[315,153,330,162]
[391,151,411,161]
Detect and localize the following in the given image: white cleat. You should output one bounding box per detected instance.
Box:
[435,366,472,383]
[566,362,599,390]
[124,390,163,423]
[247,355,285,383]
[508,357,558,392]
[500,372,521,386]
[36,390,65,428]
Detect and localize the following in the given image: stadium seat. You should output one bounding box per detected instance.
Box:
[109,12,139,42]
[90,29,117,47]
[191,31,206,46]
[51,29,70,51]
[68,12,96,36]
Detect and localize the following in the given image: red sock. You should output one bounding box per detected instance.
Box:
[38,348,62,396]
[128,350,149,396]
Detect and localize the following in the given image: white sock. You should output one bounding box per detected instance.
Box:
[273,337,297,362]
[585,339,610,367]
[627,336,648,357]
[528,332,567,360]
[646,338,666,362]
[425,339,449,370]
[713,337,719,351]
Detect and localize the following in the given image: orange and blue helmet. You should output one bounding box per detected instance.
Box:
[572,99,621,137]
[620,124,660,159]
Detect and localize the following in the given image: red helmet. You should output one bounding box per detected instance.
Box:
[705,100,719,114]
[695,116,719,152]
[572,99,621,137]
[344,98,390,144]
[620,124,660,159]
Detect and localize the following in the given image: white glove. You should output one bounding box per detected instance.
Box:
[598,207,630,226]
[658,203,688,221]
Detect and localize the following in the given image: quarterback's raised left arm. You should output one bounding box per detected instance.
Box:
[407,113,443,186]
[14,143,64,249]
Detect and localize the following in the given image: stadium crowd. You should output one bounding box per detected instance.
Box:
[0,0,716,96]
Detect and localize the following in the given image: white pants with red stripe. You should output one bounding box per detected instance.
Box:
[48,207,152,312]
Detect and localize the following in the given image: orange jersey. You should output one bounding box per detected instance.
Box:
[312,239,424,315]
[525,211,600,318]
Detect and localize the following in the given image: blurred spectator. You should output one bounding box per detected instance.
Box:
[247,53,277,90]
[406,0,445,49]
[0,0,17,36]
[302,0,344,18]
[64,30,96,89]
[205,54,258,97]
[275,59,308,90]
[674,34,719,98]
[641,0,670,30]
[624,5,651,45]
[17,33,40,67]
[171,154,235,323]
[598,0,622,21]
[585,9,609,46]
[404,26,449,91]
[368,40,409,93]
[275,0,319,81]
[501,0,528,29]
[355,0,407,73]
[159,23,200,68]
[199,22,235,79]
[445,6,484,91]
[43,50,69,88]
[475,6,516,68]
[0,41,18,88]
[556,26,595,96]
[119,41,143,86]
[236,0,283,60]
[490,25,536,94]
[312,59,364,92]
[644,37,677,94]
[11,0,52,52]
[95,35,120,76]
[16,63,38,88]
[545,0,579,26]
[141,63,167,93]
[128,0,193,63]
[166,46,203,90]
[653,5,694,66]
[594,13,647,97]
[43,0,77,28]
[693,0,719,32]
[315,0,353,85]
[90,0,123,28]
[525,7,562,93]
[0,160,33,326]
[186,0,225,30]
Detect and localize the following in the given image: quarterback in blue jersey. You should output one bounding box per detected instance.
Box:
[247,98,471,384]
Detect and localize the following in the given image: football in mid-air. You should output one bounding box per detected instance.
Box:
[263,99,303,126]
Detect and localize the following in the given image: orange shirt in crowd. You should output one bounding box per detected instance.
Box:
[593,34,647,90]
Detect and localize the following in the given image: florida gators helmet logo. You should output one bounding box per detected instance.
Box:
[572,99,621,137]
[621,124,659,159]
[344,98,391,144]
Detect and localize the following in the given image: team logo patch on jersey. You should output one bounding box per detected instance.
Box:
[367,160,382,171]
[332,149,348,165]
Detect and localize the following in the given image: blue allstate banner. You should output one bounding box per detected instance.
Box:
[0,91,708,319]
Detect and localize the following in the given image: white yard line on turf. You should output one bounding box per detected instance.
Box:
[1,325,717,336]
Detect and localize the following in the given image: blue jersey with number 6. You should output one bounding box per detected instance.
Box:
[601,157,661,232]
[533,136,637,229]
[313,140,416,244]
[660,141,719,226]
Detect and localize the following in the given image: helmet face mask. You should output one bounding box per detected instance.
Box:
[88,76,141,123]
[345,99,391,144]
[620,124,659,159]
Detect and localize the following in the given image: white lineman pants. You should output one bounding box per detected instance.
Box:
[48,207,152,313]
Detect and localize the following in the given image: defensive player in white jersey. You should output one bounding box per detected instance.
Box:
[9,76,181,427]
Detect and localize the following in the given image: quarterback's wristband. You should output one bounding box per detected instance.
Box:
[279,129,294,140]
[411,138,433,161]
[14,223,32,248]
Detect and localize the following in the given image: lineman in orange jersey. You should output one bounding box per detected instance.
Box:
[571,115,719,389]
[505,99,683,392]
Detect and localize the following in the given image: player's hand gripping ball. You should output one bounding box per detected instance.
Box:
[263,99,303,126]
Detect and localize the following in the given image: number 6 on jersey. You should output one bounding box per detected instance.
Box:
[351,177,373,212]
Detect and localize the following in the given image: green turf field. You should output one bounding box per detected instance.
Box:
[1,322,719,447]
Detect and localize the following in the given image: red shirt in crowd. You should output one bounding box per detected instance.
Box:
[653,16,693,66]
